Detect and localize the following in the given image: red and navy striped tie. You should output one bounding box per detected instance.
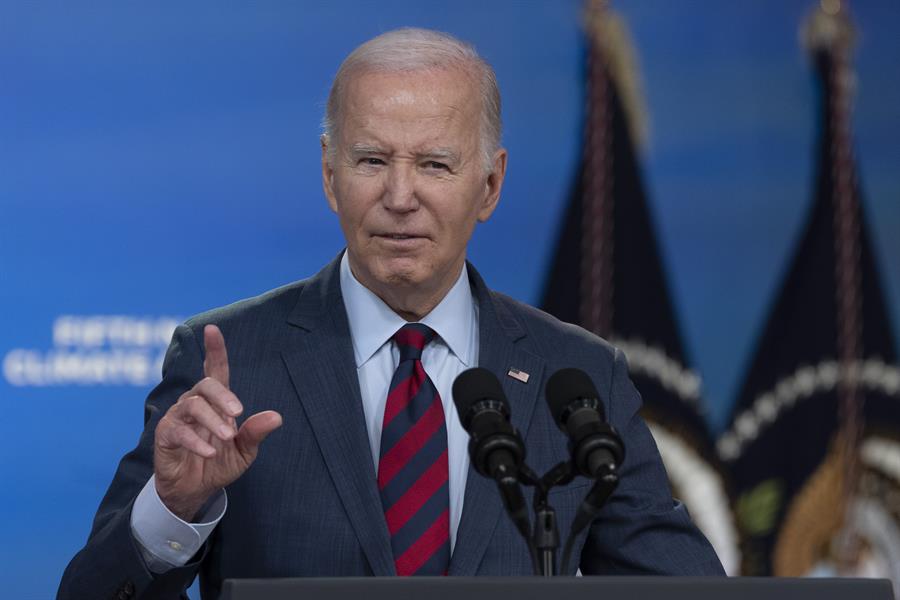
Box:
[377,323,450,576]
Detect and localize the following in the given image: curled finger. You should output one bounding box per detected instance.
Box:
[173,423,217,458]
[182,394,236,441]
[192,377,243,417]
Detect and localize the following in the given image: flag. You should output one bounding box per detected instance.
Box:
[718,3,900,585]
[540,0,739,572]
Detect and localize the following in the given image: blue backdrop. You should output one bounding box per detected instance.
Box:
[2,1,899,597]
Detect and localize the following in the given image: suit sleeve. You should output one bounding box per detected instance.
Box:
[57,324,211,600]
[578,348,725,575]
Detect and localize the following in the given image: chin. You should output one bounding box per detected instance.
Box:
[373,255,428,284]
[380,267,426,288]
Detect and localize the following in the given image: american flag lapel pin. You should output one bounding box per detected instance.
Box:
[507,368,530,383]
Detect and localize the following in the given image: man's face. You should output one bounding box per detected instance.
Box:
[322,67,506,315]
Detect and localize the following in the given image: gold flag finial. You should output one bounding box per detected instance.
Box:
[582,0,648,150]
[801,0,856,55]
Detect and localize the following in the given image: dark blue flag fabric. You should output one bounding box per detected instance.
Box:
[539,2,739,573]
[718,4,900,587]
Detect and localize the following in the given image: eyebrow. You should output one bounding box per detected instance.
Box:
[420,148,461,164]
[347,144,386,156]
[345,144,461,165]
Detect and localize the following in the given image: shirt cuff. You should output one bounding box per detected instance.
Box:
[130,475,227,572]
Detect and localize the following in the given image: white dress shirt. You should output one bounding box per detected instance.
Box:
[130,253,477,571]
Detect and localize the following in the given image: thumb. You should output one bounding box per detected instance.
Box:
[235,410,283,463]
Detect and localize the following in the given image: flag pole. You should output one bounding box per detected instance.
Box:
[801,0,863,569]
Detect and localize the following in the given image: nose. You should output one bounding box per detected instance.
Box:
[382,162,419,213]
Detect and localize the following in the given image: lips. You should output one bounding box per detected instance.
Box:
[373,232,429,250]
[374,232,427,240]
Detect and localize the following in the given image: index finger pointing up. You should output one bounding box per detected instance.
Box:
[203,324,230,389]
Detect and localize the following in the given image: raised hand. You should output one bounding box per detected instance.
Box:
[154,324,283,521]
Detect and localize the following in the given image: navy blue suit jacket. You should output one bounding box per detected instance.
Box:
[59,254,723,600]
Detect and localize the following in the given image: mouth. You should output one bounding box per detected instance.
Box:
[373,233,429,250]
[374,232,428,240]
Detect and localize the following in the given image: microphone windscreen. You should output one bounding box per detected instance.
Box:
[452,367,507,419]
[545,367,603,425]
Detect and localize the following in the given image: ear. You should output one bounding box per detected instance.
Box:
[476,148,508,223]
[321,134,338,213]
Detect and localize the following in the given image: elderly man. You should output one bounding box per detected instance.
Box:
[58,28,723,600]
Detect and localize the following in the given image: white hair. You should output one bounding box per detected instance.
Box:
[323,27,502,171]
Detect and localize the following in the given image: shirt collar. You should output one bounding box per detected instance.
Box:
[340,251,476,368]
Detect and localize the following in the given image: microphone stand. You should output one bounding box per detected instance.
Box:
[497,460,618,576]
[504,461,573,576]
[559,463,619,575]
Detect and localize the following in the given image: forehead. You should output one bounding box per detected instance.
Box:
[338,68,481,147]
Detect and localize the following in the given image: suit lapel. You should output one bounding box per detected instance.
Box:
[279,256,545,576]
[449,265,545,575]
[281,255,395,576]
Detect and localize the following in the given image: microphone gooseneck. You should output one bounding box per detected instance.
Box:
[453,368,537,572]
[545,367,625,574]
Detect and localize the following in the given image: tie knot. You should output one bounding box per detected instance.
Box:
[393,323,436,362]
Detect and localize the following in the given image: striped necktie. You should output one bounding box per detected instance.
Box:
[377,323,451,576]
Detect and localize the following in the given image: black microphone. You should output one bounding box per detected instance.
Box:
[452,367,525,481]
[453,367,534,560]
[545,368,625,478]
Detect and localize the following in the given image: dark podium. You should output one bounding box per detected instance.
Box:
[219,576,895,600]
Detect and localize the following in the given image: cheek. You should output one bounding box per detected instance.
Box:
[438,186,486,237]
[334,178,382,230]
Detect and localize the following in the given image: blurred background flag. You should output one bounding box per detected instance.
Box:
[539,0,739,573]
[717,1,900,588]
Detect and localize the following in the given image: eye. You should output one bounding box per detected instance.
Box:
[359,157,385,166]
[424,161,450,171]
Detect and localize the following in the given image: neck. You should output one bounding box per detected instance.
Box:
[347,255,464,322]
[389,303,433,323]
